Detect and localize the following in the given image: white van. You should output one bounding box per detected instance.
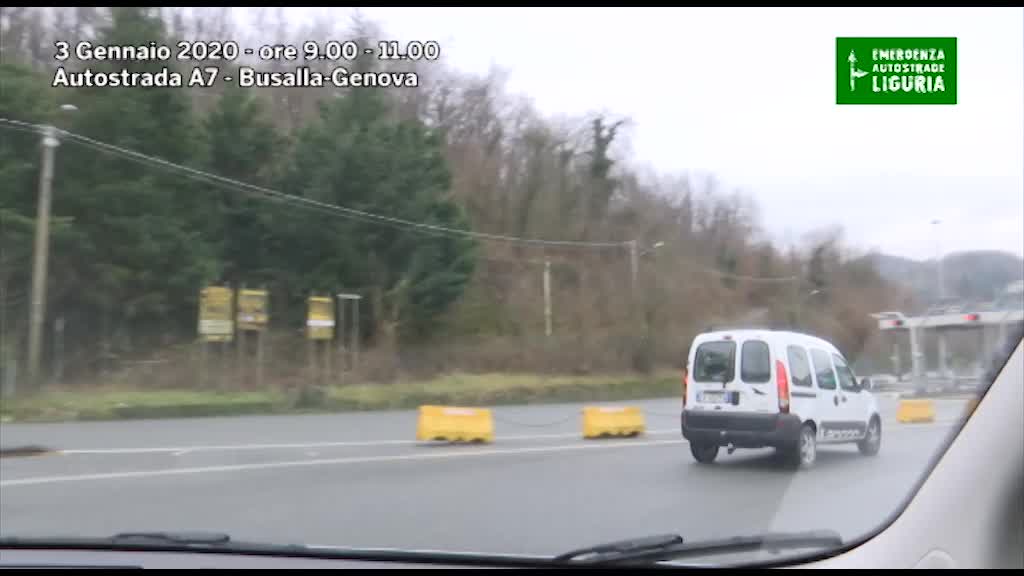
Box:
[680,329,881,468]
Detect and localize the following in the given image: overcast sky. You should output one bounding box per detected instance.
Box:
[292,7,1023,261]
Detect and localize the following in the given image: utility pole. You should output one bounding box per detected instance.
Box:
[543,260,552,338]
[931,219,945,300]
[1,232,7,388]
[53,317,65,383]
[27,124,59,386]
[931,219,948,375]
[629,239,638,303]
[791,280,801,329]
[352,296,360,372]
[337,294,346,376]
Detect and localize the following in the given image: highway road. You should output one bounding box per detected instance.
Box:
[1,395,971,559]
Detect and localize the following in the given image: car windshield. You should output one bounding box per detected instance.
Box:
[1,6,1022,567]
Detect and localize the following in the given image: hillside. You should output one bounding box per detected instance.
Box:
[867,250,1024,308]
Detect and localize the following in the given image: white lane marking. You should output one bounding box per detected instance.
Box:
[56,429,681,456]
[40,420,957,457]
[60,439,416,455]
[889,421,961,430]
[1,439,686,488]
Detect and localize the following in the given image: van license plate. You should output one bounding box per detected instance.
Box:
[700,391,733,404]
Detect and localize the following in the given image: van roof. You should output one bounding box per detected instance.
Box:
[692,329,841,354]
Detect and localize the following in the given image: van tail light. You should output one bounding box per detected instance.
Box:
[682,370,688,407]
[776,360,790,414]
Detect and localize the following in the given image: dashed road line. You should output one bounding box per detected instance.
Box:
[2,439,687,488]
[53,429,681,456]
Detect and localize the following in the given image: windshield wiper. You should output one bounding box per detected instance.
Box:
[1,529,843,568]
[554,530,843,565]
[1,531,306,554]
[108,532,232,546]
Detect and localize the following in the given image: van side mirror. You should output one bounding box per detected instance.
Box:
[860,377,870,391]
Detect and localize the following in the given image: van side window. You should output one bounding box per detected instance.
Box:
[740,340,771,383]
[810,348,837,390]
[786,346,813,388]
[693,341,736,382]
[832,353,859,392]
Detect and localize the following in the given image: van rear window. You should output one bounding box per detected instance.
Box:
[740,340,771,383]
[693,341,736,382]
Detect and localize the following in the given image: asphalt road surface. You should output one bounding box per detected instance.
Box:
[1,395,971,559]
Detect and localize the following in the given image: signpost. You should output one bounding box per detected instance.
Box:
[198,286,234,388]
[199,286,234,342]
[307,296,335,341]
[307,295,335,384]
[237,288,269,388]
[337,293,362,378]
[237,289,269,330]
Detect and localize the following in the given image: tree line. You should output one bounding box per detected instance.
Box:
[0,7,905,386]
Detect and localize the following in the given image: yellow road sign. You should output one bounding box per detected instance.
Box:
[199,286,234,342]
[307,296,335,340]
[237,289,269,331]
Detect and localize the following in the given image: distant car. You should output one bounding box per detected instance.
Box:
[863,374,898,391]
[681,329,882,469]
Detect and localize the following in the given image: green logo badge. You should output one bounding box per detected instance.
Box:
[836,37,957,105]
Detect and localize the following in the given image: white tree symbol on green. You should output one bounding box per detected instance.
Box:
[848,50,869,91]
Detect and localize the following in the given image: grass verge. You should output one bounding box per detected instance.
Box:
[0,388,284,423]
[321,372,679,411]
[0,372,680,423]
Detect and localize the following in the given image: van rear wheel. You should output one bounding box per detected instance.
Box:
[690,442,719,464]
[785,424,817,469]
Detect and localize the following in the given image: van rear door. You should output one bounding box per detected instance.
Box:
[736,338,777,413]
[688,335,777,413]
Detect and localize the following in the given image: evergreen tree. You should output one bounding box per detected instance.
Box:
[282,91,476,343]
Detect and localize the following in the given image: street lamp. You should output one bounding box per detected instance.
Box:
[638,241,665,258]
[793,288,824,329]
[931,219,944,302]
[629,240,665,299]
[26,104,77,385]
[930,218,950,376]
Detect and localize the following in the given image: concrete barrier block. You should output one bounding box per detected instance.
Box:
[416,405,494,443]
[897,399,936,423]
[582,406,645,439]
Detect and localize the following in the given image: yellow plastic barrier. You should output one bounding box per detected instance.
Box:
[897,399,936,423]
[416,405,494,443]
[582,406,646,439]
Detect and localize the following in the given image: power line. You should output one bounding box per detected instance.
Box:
[56,133,446,240]
[0,120,42,138]
[0,118,630,250]
[694,263,798,284]
[0,118,802,283]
